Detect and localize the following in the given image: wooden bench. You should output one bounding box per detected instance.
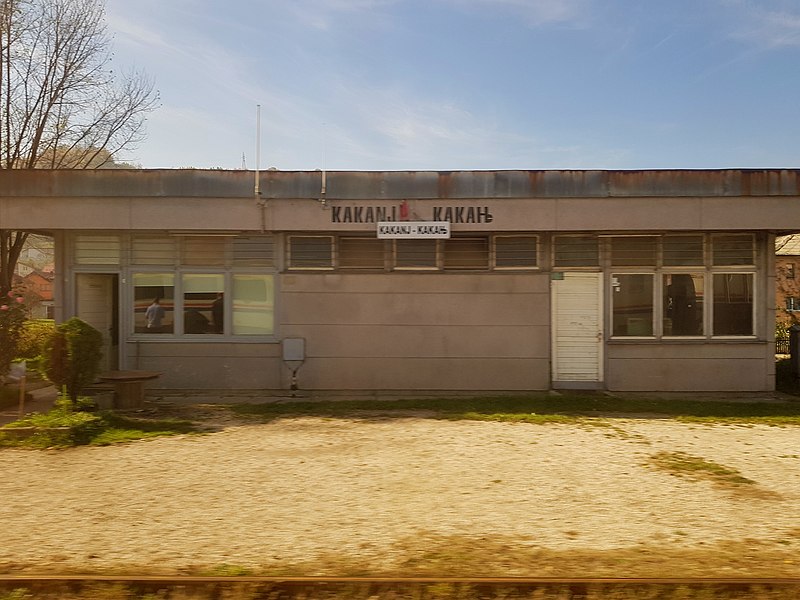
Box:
[97,371,162,409]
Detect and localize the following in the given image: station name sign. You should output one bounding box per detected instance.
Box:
[377,221,451,239]
[331,205,494,224]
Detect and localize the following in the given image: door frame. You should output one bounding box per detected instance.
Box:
[551,271,604,389]
[74,272,120,372]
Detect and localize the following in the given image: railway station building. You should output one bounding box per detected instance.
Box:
[1,168,797,392]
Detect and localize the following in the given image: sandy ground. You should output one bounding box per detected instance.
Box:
[1,408,800,575]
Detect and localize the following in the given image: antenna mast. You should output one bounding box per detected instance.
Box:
[255,104,262,203]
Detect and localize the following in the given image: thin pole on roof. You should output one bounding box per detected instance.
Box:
[255,104,266,232]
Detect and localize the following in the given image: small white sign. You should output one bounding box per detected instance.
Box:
[377,221,451,239]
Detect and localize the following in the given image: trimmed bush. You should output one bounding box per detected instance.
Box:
[42,318,103,407]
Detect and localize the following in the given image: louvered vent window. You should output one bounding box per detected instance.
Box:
[554,235,599,267]
[74,235,121,265]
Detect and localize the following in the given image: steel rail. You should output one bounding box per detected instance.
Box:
[1,575,799,585]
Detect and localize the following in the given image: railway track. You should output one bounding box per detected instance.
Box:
[1,575,800,598]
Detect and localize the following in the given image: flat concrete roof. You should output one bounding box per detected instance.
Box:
[2,168,800,200]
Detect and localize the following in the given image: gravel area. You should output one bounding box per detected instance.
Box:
[1,413,799,574]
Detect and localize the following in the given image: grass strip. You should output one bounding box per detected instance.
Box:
[230,393,800,425]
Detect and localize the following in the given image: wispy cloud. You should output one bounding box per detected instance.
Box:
[721,0,800,48]
[441,0,594,28]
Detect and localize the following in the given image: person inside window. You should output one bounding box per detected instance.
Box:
[145,298,165,333]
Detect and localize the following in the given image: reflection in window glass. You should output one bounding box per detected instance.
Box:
[183,274,225,334]
[612,274,654,336]
[663,273,703,336]
[554,236,599,267]
[663,235,704,266]
[611,237,657,266]
[713,273,753,335]
[395,239,437,268]
[233,275,274,335]
[133,273,175,333]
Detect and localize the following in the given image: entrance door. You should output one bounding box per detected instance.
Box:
[551,272,603,388]
[76,273,119,372]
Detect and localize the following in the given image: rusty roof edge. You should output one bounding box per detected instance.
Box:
[1,168,800,199]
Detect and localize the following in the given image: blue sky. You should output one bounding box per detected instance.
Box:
[104,0,800,171]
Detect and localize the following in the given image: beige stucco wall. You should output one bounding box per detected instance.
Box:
[605,343,772,391]
[278,272,551,390]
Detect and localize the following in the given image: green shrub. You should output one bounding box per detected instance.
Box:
[0,289,29,381]
[16,319,55,361]
[42,317,103,407]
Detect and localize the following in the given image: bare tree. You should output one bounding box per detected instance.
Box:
[0,0,158,294]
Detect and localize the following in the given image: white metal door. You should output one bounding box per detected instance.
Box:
[76,273,118,372]
[551,272,603,388]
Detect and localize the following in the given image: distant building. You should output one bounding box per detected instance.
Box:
[2,168,799,392]
[776,235,800,328]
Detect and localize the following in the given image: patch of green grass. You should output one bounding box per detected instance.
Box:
[230,392,800,425]
[0,408,197,448]
[649,451,756,486]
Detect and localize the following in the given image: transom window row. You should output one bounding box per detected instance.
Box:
[288,235,539,270]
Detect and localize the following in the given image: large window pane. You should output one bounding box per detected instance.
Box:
[183,274,225,334]
[554,236,598,267]
[663,273,703,336]
[612,274,654,336]
[713,273,753,335]
[233,275,274,335]
[611,237,657,266]
[133,273,175,334]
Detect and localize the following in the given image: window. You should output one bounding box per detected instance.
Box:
[443,238,489,270]
[395,239,437,269]
[612,274,654,336]
[663,235,704,266]
[74,235,121,265]
[288,236,334,269]
[786,297,800,312]
[133,273,175,333]
[713,234,754,266]
[787,263,796,279]
[610,237,657,266]
[339,238,385,269]
[554,236,599,267]
[183,274,225,334]
[663,273,703,336]
[494,235,538,268]
[124,233,275,339]
[132,236,177,265]
[233,236,274,267]
[713,273,753,335]
[233,275,274,335]
[183,237,226,266]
